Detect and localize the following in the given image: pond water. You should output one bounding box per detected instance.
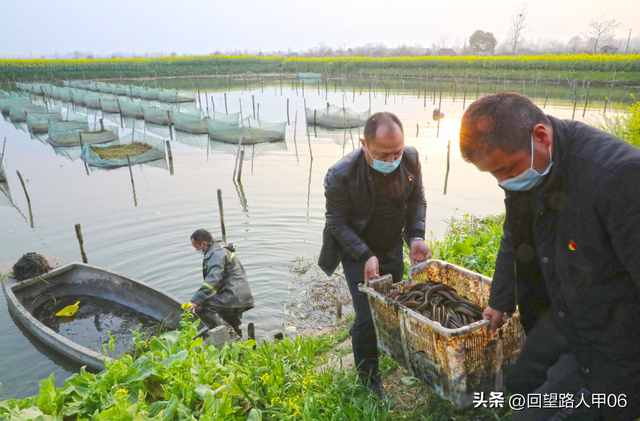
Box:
[0,79,614,399]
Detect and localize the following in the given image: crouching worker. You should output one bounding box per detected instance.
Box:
[188,229,254,337]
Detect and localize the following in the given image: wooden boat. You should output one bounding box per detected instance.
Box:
[0,256,185,371]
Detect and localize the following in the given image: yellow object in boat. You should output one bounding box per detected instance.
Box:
[56,301,80,317]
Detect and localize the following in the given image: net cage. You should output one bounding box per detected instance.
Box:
[100,98,121,114]
[158,89,196,103]
[47,119,118,148]
[113,84,129,96]
[305,105,370,128]
[119,98,144,119]
[139,88,160,101]
[207,116,286,144]
[69,80,91,89]
[26,111,64,133]
[9,104,48,123]
[173,108,206,134]
[80,130,166,169]
[83,92,114,109]
[69,89,87,106]
[143,105,175,125]
[0,96,29,115]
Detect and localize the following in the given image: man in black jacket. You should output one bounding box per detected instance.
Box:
[460,93,640,420]
[319,112,432,399]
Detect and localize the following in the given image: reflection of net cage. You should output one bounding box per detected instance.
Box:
[9,104,48,123]
[207,116,286,144]
[47,120,118,147]
[209,138,287,159]
[0,181,12,205]
[158,89,196,103]
[80,131,166,169]
[173,109,207,134]
[26,111,63,133]
[50,144,83,161]
[145,122,172,138]
[119,98,144,119]
[305,105,370,128]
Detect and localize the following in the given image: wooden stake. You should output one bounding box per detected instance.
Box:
[233,136,243,179]
[166,141,174,175]
[126,154,137,207]
[252,95,256,118]
[75,223,88,263]
[572,98,577,120]
[1,137,6,164]
[237,150,245,181]
[224,93,228,114]
[217,189,227,242]
[543,91,549,109]
[416,122,419,137]
[287,98,290,125]
[16,170,31,206]
[462,90,467,109]
[248,322,255,340]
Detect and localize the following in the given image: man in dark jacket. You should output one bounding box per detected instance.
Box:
[189,229,254,336]
[460,93,640,420]
[319,112,432,399]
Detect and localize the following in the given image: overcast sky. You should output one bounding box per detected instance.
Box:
[1,0,637,58]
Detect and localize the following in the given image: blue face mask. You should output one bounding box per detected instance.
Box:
[364,144,402,174]
[499,135,553,191]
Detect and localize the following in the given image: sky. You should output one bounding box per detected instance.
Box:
[0,0,637,58]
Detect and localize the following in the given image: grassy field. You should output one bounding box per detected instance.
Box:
[2,54,640,85]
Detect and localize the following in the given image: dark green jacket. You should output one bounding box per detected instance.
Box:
[191,240,254,310]
[490,116,640,383]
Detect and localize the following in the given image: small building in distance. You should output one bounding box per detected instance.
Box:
[477,48,494,56]
[600,45,619,55]
[516,48,535,55]
[437,48,457,57]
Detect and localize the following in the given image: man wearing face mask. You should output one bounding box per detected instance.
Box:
[188,229,254,336]
[319,112,431,399]
[460,93,640,420]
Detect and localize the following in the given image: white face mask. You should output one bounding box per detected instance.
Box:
[498,134,553,191]
[197,249,205,256]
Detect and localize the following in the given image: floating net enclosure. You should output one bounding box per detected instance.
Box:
[173,109,207,134]
[80,131,166,169]
[100,98,121,114]
[119,98,144,119]
[139,88,160,101]
[113,84,128,96]
[207,116,285,144]
[306,105,370,128]
[158,89,196,103]
[26,111,64,133]
[143,105,174,125]
[47,120,118,147]
[9,104,48,123]
[0,96,30,115]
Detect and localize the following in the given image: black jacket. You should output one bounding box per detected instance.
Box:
[490,116,640,381]
[318,146,426,276]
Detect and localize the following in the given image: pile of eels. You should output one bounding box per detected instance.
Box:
[388,281,484,329]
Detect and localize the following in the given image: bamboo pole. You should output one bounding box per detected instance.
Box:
[416,122,419,137]
[75,223,88,263]
[252,95,256,118]
[126,154,137,207]
[217,189,226,242]
[287,98,290,125]
[233,136,243,180]
[237,150,245,182]
[16,170,33,228]
[224,93,228,114]
[571,98,577,120]
[462,90,467,110]
[166,141,174,175]
[1,137,6,164]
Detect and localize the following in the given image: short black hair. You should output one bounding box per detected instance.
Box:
[364,112,403,144]
[191,229,213,244]
[459,92,550,162]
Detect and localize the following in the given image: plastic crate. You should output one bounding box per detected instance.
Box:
[359,260,526,407]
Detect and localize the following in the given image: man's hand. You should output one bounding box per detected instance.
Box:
[189,301,198,313]
[483,306,507,335]
[410,240,433,266]
[364,256,380,283]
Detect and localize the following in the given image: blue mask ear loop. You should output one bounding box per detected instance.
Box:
[529,134,535,168]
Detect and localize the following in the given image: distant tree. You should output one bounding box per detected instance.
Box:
[568,35,584,53]
[507,2,529,54]
[583,15,622,53]
[469,30,498,53]
[438,35,449,50]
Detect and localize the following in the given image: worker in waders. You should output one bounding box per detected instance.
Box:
[188,229,254,337]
